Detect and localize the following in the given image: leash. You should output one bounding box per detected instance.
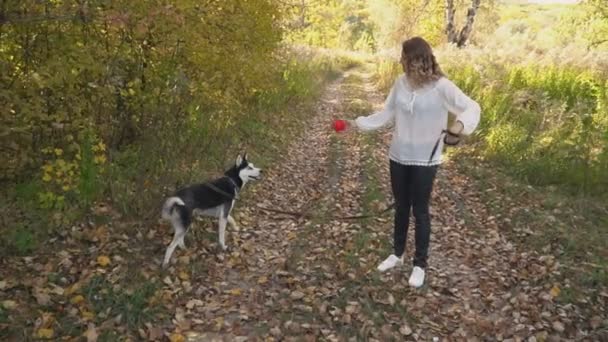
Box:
[428,129,460,165]
[203,178,395,221]
[200,177,395,221]
[255,202,395,221]
[185,130,459,222]
[203,177,239,200]
[254,129,459,221]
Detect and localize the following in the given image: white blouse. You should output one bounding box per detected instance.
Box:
[354,75,481,166]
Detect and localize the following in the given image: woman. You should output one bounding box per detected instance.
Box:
[343,37,480,287]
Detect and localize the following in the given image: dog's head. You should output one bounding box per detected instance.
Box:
[234,153,262,185]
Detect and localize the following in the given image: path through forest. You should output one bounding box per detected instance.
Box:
[0,66,601,341]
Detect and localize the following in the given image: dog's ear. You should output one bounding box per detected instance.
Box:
[243,151,248,162]
[235,154,243,166]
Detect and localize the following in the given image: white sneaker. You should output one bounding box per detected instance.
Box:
[377,254,403,272]
[408,266,425,288]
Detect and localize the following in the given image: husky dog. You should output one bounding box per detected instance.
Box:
[161,153,262,267]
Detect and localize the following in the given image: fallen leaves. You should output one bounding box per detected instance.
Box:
[33,312,55,339]
[84,323,98,342]
[290,290,305,300]
[227,288,242,296]
[185,299,203,310]
[96,255,111,267]
[2,300,17,309]
[33,289,51,306]
[35,328,54,339]
[80,310,95,321]
[399,324,413,336]
[552,320,565,333]
[70,295,85,305]
[169,332,185,342]
[147,325,164,340]
[550,285,560,298]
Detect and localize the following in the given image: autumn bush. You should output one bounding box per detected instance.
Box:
[0,1,357,252]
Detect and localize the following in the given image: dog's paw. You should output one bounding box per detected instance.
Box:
[215,243,230,254]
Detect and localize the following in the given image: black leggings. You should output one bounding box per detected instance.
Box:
[389,160,438,268]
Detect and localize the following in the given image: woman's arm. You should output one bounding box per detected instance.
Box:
[352,79,398,131]
[437,78,481,135]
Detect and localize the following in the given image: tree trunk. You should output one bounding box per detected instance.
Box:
[456,0,481,47]
[445,0,457,43]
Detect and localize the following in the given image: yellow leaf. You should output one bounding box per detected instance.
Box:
[257,276,268,284]
[214,316,224,330]
[84,323,98,342]
[228,288,242,296]
[97,255,110,267]
[42,173,52,182]
[94,155,107,164]
[40,312,55,327]
[81,310,95,320]
[178,271,190,281]
[54,148,63,156]
[70,295,85,305]
[2,300,17,309]
[169,333,185,342]
[550,285,560,298]
[65,282,81,296]
[35,328,54,339]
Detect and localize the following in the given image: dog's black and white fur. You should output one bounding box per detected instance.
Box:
[161,153,261,267]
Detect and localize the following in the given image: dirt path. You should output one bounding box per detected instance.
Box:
[0,66,598,341]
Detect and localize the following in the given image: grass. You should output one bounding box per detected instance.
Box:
[5,227,36,255]
[0,307,7,324]
[82,275,164,332]
[55,315,85,339]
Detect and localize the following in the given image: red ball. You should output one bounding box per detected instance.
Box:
[334,119,346,132]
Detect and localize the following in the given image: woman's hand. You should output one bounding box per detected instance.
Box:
[333,119,356,133]
[445,120,464,145]
[448,120,464,135]
[345,119,356,132]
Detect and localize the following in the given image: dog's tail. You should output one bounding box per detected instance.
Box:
[161,197,186,220]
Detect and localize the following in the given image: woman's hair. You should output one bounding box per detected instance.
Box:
[401,37,444,88]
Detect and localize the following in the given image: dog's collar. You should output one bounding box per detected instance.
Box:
[225,176,240,199]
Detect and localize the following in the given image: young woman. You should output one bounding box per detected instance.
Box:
[343,37,480,287]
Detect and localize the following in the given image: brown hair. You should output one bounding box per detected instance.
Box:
[401,37,444,88]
